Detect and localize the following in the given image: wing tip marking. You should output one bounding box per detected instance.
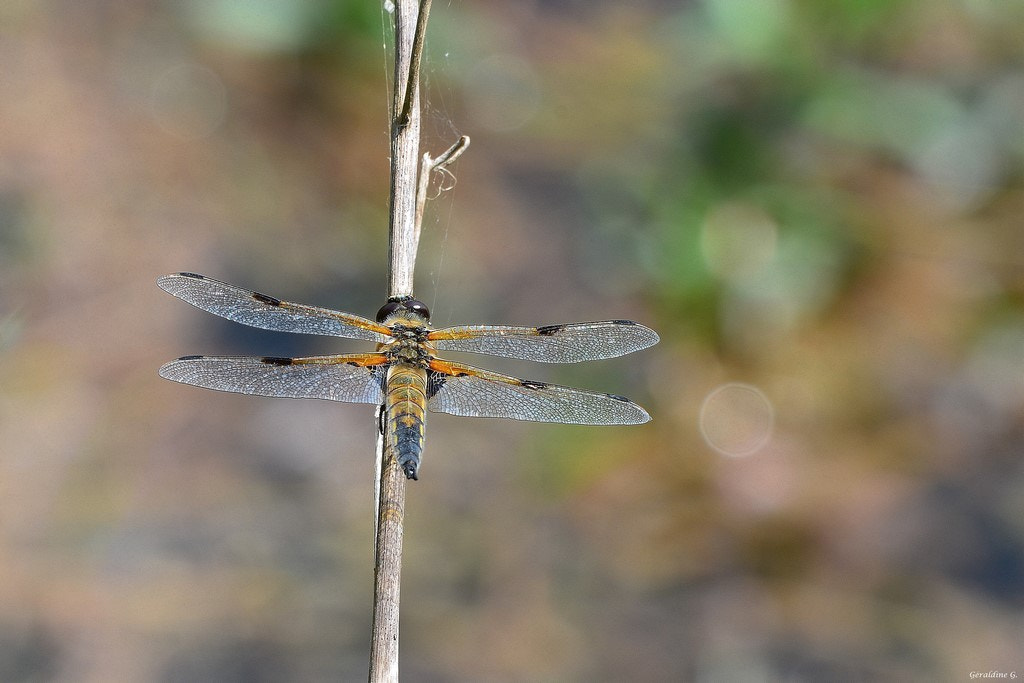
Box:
[605,393,652,424]
[252,291,282,306]
[260,356,294,366]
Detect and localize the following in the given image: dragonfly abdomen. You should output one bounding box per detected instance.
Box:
[385,365,428,480]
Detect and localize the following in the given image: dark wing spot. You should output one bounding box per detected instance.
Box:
[426,371,446,399]
[178,354,205,360]
[536,324,565,336]
[610,319,637,326]
[252,291,282,306]
[260,356,294,366]
[522,380,548,390]
[607,393,631,402]
[179,272,205,279]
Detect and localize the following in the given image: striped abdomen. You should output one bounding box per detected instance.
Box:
[385,364,428,480]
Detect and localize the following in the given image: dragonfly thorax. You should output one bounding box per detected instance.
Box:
[384,331,433,368]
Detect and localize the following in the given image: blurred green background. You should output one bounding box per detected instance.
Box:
[2,0,1023,680]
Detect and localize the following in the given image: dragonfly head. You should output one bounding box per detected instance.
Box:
[376,296,430,324]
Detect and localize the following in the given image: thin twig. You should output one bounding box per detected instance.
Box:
[414,136,470,252]
[432,134,471,169]
[395,0,432,131]
[370,1,430,681]
[372,3,469,679]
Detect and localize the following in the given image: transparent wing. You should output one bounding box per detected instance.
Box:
[429,320,659,363]
[158,272,392,342]
[159,353,388,403]
[426,359,650,425]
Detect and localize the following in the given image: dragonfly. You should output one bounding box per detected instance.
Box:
[158,272,659,479]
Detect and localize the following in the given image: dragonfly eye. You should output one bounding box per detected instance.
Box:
[406,299,430,321]
[376,297,430,323]
[376,300,403,323]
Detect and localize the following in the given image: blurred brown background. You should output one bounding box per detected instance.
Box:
[2,1,1023,681]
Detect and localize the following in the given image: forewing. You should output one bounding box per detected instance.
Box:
[158,272,392,342]
[429,321,659,363]
[159,353,388,403]
[426,360,650,425]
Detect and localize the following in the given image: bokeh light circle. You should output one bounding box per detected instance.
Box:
[699,383,774,457]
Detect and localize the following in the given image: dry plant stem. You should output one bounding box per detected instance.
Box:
[370,1,429,681]
[386,1,425,299]
[370,450,406,683]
